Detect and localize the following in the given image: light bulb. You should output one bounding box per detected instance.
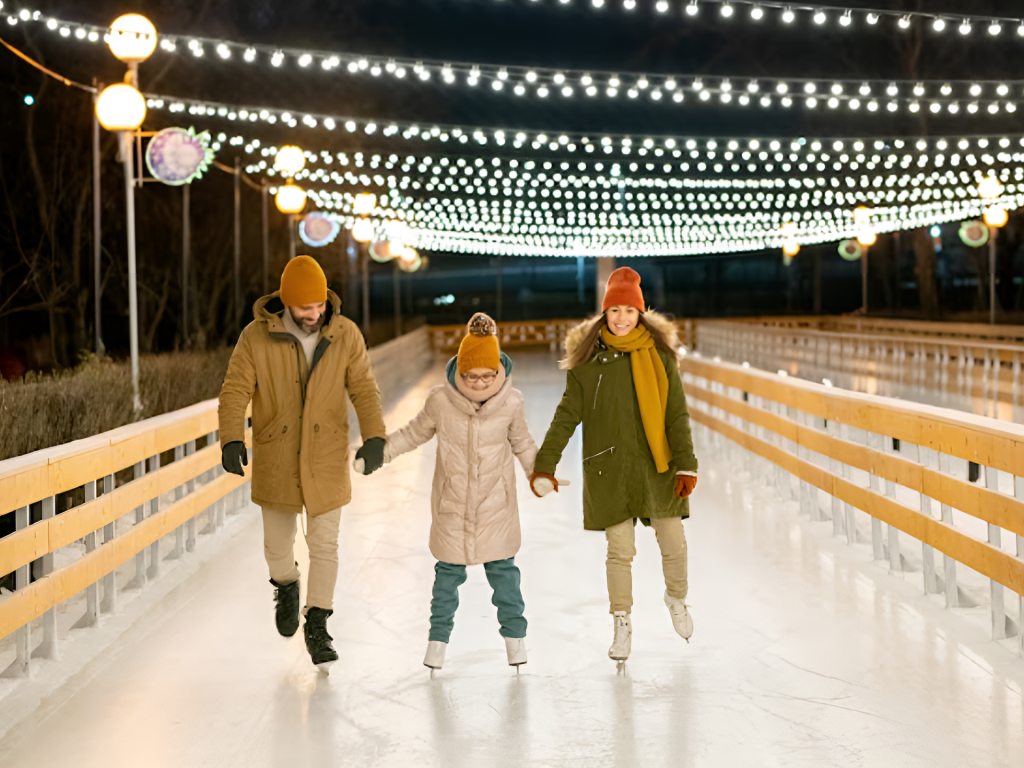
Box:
[274,182,307,215]
[782,8,795,23]
[984,205,1009,227]
[978,175,1005,199]
[840,11,852,27]
[866,13,879,24]
[813,10,826,24]
[932,18,945,32]
[95,83,147,131]
[857,230,877,247]
[686,1,699,16]
[959,20,971,35]
[351,218,375,243]
[751,6,763,21]
[274,145,306,176]
[107,14,157,63]
[353,191,377,215]
[989,23,1002,36]
[899,15,911,29]
[721,4,734,17]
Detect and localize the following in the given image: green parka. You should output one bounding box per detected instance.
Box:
[534,311,697,531]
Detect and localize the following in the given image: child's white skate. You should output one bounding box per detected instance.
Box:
[608,611,632,661]
[504,637,527,668]
[664,591,693,642]
[424,641,447,670]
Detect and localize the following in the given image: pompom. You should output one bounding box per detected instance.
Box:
[467,312,497,337]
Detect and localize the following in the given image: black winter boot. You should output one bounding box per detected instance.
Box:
[270,578,300,637]
[303,607,339,671]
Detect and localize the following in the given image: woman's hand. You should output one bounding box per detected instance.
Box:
[530,472,559,498]
[674,473,697,499]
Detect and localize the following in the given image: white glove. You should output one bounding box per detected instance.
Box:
[532,477,571,498]
[353,457,366,475]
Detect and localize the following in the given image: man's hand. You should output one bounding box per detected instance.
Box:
[222,441,248,477]
[674,474,697,499]
[355,437,386,475]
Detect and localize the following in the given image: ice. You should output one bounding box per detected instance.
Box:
[0,352,1021,767]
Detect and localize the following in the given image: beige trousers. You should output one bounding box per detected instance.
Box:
[262,506,342,611]
[605,516,688,614]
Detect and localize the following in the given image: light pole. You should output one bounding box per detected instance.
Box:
[96,14,157,413]
[273,146,307,261]
[979,175,1008,325]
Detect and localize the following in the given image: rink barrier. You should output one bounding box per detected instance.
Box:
[430,319,582,355]
[680,355,1024,655]
[694,319,1024,414]
[720,315,1024,345]
[0,400,253,677]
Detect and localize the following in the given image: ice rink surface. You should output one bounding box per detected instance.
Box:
[1,353,1022,767]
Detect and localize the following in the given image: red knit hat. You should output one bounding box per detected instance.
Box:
[602,267,645,312]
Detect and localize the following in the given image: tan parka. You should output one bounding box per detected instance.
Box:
[218,290,385,516]
[384,375,538,565]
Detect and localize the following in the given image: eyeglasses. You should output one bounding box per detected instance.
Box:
[462,371,498,384]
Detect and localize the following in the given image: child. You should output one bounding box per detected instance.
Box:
[530,267,698,663]
[382,313,538,670]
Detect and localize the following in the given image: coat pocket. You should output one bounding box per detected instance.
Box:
[255,412,288,444]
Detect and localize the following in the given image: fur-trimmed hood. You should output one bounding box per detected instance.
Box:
[562,310,680,368]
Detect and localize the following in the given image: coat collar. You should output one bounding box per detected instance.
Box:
[442,374,514,416]
[254,289,343,344]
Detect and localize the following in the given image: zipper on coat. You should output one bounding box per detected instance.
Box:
[593,374,603,410]
[584,446,615,462]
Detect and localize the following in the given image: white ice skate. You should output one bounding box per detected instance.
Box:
[504,637,528,667]
[664,591,693,642]
[608,611,632,661]
[423,640,447,670]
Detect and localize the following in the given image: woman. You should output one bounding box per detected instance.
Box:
[530,267,698,662]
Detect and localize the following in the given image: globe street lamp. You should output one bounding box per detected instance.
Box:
[274,180,307,259]
[97,13,157,412]
[979,176,1008,324]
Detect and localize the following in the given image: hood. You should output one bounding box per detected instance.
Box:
[563,310,681,360]
[253,289,342,335]
[446,351,513,389]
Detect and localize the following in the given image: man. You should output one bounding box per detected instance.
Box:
[219,255,386,672]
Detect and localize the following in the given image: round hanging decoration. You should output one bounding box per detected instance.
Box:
[838,240,864,261]
[369,241,396,263]
[145,127,214,185]
[299,212,341,247]
[959,220,990,248]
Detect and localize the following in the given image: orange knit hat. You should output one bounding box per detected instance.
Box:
[280,255,328,306]
[602,266,645,312]
[457,313,501,373]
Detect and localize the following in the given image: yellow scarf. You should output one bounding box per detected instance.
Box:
[600,325,672,473]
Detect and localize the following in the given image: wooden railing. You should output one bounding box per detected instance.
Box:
[430,319,584,356]
[0,402,253,677]
[719,315,1024,345]
[681,354,1024,653]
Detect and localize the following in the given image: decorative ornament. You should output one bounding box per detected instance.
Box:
[145,127,214,185]
[838,240,864,261]
[299,212,341,247]
[959,219,990,247]
[369,241,396,262]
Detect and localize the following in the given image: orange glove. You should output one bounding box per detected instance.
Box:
[674,474,697,499]
[529,472,559,498]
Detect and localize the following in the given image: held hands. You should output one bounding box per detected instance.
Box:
[674,473,698,499]
[354,437,386,475]
[529,472,571,498]
[221,441,248,477]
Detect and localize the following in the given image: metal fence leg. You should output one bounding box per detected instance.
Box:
[1,507,32,678]
[147,454,162,580]
[101,473,118,614]
[939,453,959,608]
[985,466,1007,640]
[126,461,148,590]
[167,445,185,562]
[883,437,902,572]
[72,481,100,630]
[32,495,60,659]
[185,440,197,552]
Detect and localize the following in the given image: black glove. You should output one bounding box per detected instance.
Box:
[355,437,386,475]
[221,441,248,477]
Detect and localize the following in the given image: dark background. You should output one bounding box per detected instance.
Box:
[4,0,1024,371]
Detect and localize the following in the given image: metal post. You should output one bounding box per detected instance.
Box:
[361,244,370,336]
[73,481,100,629]
[1,507,32,678]
[121,131,141,413]
[861,246,869,314]
[989,225,998,325]
[288,217,297,261]
[393,261,401,339]
[147,453,161,580]
[496,255,503,321]
[101,473,117,614]
[261,182,270,295]
[182,183,191,344]
[92,82,104,357]
[35,495,58,658]
[234,156,242,332]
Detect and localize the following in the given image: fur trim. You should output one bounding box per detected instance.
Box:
[562,310,680,369]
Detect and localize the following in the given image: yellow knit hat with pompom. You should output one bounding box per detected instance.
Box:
[457,313,500,373]
[280,255,327,306]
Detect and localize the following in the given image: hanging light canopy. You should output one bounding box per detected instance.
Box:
[95,83,147,131]
[274,145,306,176]
[351,218,375,243]
[275,180,307,215]
[107,14,158,63]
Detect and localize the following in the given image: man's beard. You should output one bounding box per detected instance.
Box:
[290,310,324,335]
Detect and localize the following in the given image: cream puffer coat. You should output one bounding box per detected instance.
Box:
[384,375,538,566]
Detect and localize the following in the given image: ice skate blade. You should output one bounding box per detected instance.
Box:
[423,662,442,671]
[315,661,335,675]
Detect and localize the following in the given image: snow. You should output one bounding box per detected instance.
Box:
[0,352,1021,767]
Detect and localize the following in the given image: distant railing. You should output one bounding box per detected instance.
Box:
[694,319,1024,415]
[681,354,1024,655]
[430,319,583,356]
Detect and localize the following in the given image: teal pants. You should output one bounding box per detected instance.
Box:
[429,558,527,643]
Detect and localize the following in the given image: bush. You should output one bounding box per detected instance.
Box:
[0,349,233,461]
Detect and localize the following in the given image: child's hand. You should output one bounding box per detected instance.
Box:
[675,474,698,499]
